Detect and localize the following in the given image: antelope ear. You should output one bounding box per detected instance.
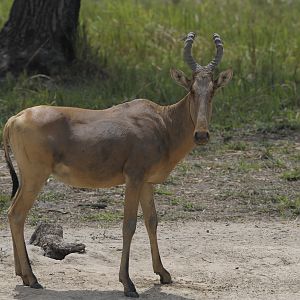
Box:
[170,68,192,91]
[214,68,233,90]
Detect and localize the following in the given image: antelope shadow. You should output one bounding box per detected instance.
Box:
[14,284,195,300]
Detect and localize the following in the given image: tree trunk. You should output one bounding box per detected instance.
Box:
[0,0,81,76]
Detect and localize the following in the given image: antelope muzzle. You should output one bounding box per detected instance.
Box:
[194,131,210,145]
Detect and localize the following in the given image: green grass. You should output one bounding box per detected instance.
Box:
[225,141,248,151]
[0,194,10,212]
[176,162,192,175]
[182,201,205,212]
[38,191,65,203]
[169,197,182,206]
[0,0,299,134]
[27,213,44,226]
[260,147,286,169]
[281,169,300,181]
[237,160,261,172]
[272,195,300,216]
[155,186,173,196]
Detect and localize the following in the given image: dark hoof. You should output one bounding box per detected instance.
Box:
[30,282,43,289]
[159,273,172,284]
[22,278,30,286]
[160,278,172,284]
[124,291,139,298]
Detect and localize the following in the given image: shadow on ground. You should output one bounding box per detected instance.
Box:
[14,284,194,300]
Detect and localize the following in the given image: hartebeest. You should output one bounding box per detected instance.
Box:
[3,32,232,297]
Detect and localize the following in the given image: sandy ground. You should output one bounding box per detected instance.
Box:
[1,220,300,300]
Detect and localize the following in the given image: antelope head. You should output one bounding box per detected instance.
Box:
[171,32,233,145]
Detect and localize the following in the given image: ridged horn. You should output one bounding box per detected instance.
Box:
[205,33,223,71]
[183,32,201,72]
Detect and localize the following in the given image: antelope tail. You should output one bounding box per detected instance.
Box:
[3,120,19,199]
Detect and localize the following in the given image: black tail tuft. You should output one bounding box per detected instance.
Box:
[3,120,20,199]
[8,162,19,198]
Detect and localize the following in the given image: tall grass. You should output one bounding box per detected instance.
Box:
[0,0,299,131]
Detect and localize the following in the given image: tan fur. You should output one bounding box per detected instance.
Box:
[3,68,232,297]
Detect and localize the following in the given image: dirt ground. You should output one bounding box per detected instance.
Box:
[0,220,300,300]
[0,129,300,299]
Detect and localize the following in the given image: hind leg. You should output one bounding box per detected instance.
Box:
[9,191,35,286]
[8,167,49,288]
[9,190,23,280]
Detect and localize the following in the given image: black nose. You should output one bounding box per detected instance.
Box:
[194,131,210,144]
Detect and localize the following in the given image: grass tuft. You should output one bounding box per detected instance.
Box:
[155,186,173,196]
[272,195,300,216]
[281,169,300,181]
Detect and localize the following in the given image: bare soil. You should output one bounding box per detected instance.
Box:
[0,129,300,299]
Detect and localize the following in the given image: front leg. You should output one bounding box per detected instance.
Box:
[119,179,142,298]
[140,183,172,284]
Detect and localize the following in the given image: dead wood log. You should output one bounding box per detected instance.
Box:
[29,222,85,260]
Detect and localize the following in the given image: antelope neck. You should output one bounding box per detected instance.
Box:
[162,94,195,157]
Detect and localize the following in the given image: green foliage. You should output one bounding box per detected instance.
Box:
[0,0,299,130]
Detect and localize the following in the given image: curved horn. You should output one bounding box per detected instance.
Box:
[205,33,223,71]
[183,32,201,72]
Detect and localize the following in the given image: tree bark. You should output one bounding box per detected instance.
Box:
[0,0,81,76]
